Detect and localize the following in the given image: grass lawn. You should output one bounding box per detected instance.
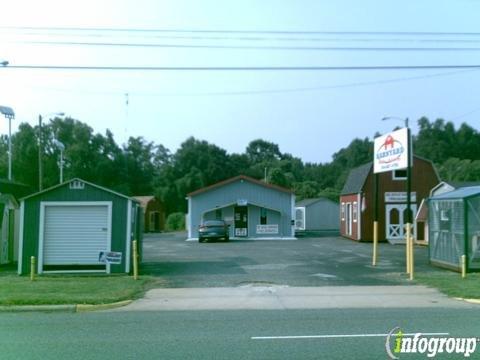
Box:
[0,266,160,306]
[415,270,480,299]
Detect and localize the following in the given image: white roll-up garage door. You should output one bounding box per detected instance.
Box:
[43,205,109,265]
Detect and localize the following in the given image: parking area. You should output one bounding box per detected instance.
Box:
[141,233,440,288]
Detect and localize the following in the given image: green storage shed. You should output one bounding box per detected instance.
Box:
[18,178,142,275]
[429,186,480,272]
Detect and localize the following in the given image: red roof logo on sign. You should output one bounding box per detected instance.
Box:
[376,135,405,164]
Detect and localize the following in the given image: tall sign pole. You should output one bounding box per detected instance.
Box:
[372,172,379,266]
[374,124,412,278]
[406,119,414,280]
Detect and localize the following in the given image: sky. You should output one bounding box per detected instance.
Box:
[0,0,480,163]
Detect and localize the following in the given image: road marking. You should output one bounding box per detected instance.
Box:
[251,332,450,340]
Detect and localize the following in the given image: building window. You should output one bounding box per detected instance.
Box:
[393,169,407,180]
[353,201,358,223]
[215,209,222,220]
[440,209,450,222]
[260,208,267,225]
[341,203,345,221]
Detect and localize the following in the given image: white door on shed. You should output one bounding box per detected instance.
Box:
[43,205,109,265]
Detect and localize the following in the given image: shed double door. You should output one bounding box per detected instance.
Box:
[385,204,417,242]
[43,205,110,265]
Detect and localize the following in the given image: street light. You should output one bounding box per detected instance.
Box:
[382,116,409,128]
[53,139,65,183]
[382,115,413,280]
[38,112,65,190]
[0,106,15,181]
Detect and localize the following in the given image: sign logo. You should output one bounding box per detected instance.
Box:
[99,251,123,264]
[385,327,478,359]
[377,135,404,165]
[374,128,410,174]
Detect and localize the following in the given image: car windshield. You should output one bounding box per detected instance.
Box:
[202,220,226,227]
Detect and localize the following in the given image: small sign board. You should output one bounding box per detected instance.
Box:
[385,192,416,203]
[237,199,248,206]
[99,251,122,264]
[235,228,247,236]
[256,224,279,234]
[374,128,410,174]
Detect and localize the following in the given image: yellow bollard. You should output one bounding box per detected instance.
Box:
[409,225,414,281]
[30,256,36,281]
[132,240,139,280]
[461,255,466,279]
[405,228,410,275]
[372,221,378,266]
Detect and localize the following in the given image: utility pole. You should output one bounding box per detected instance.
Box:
[38,115,43,191]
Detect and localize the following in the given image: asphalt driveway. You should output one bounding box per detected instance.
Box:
[140,232,440,288]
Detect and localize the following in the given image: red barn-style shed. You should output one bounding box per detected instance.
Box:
[339,156,439,242]
[133,196,166,233]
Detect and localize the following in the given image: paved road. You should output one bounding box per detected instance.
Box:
[1,307,478,359]
[141,232,442,287]
[118,285,470,311]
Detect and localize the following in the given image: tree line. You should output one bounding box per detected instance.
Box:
[1,117,479,215]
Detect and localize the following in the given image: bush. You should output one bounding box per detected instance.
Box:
[165,212,186,231]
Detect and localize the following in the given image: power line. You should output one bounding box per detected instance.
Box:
[15,40,480,52]
[4,26,480,37]
[6,30,480,44]
[450,106,480,121]
[135,69,480,96]
[25,69,476,97]
[4,64,480,71]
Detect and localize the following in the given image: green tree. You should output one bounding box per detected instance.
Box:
[11,123,39,188]
[246,139,282,164]
[294,181,320,200]
[267,167,288,187]
[121,136,157,195]
[165,212,186,231]
[437,158,480,182]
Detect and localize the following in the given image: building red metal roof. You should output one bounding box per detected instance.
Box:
[187,175,293,197]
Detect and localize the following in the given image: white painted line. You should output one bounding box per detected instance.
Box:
[251,332,450,340]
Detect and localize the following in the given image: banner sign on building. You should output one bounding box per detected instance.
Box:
[256,224,279,234]
[385,192,416,203]
[374,128,410,174]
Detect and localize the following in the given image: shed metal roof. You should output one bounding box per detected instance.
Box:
[133,195,156,209]
[0,179,32,200]
[21,178,137,202]
[296,197,336,207]
[340,162,372,195]
[449,181,480,189]
[430,186,480,200]
[187,175,293,197]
